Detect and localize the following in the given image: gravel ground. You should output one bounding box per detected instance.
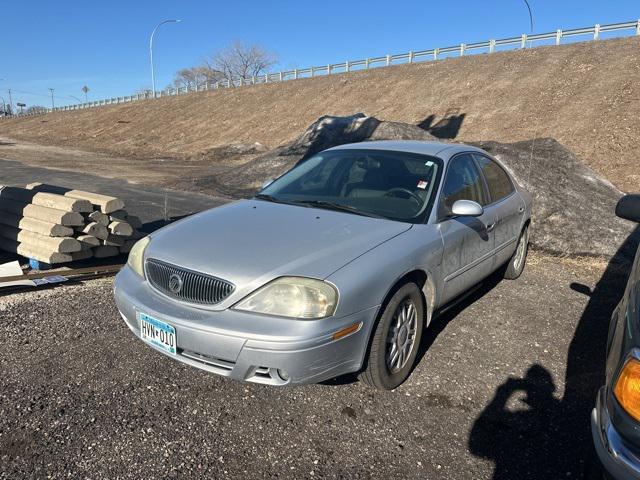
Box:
[0,251,630,479]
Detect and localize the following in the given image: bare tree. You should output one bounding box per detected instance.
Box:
[172,66,222,89]
[26,105,47,114]
[204,41,277,83]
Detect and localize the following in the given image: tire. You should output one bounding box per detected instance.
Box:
[359,282,424,390]
[504,225,530,280]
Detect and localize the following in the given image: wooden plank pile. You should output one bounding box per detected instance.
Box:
[0,183,144,266]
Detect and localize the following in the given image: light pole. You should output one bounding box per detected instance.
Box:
[523,0,534,32]
[0,79,12,114]
[48,88,55,109]
[149,19,181,97]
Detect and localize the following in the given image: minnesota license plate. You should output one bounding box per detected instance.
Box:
[138,312,177,355]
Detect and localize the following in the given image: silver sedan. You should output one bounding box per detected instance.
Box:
[114,141,532,390]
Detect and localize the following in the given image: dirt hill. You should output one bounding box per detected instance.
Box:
[1,37,639,192]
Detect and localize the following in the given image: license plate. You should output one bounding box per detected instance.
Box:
[138,312,177,355]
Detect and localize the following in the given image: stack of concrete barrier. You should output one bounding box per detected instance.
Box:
[0,183,144,266]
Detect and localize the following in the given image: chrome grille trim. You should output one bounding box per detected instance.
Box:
[145,258,234,305]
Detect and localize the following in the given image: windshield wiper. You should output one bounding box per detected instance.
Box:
[294,200,385,219]
[253,193,299,206]
[254,193,279,202]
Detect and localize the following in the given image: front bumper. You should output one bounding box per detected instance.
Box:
[114,266,378,385]
[592,387,640,480]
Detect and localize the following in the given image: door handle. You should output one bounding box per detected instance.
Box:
[486,222,496,232]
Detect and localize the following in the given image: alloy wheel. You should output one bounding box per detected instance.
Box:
[513,228,529,271]
[386,299,418,373]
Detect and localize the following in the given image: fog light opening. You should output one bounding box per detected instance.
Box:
[277,369,290,382]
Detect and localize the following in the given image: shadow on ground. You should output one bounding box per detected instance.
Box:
[418,112,466,139]
[468,226,640,479]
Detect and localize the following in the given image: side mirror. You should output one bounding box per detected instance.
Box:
[451,199,484,217]
[616,194,640,223]
[261,178,274,190]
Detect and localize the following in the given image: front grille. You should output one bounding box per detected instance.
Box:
[145,258,234,305]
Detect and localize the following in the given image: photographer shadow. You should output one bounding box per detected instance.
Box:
[468,225,639,479]
[468,364,562,479]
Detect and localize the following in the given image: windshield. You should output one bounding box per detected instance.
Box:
[258,149,442,222]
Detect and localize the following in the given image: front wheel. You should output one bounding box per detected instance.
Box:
[359,282,424,390]
[504,225,530,280]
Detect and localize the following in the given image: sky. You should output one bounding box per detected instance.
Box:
[1,0,638,108]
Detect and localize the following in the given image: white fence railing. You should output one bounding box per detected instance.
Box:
[7,19,640,118]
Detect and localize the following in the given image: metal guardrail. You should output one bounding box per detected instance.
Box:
[7,20,640,118]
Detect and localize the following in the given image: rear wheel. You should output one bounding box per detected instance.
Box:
[359,282,424,390]
[504,225,529,280]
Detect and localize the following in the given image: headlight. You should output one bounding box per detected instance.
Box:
[233,277,337,319]
[614,356,640,421]
[127,236,151,278]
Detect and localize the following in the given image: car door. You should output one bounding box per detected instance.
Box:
[473,154,525,267]
[438,153,496,303]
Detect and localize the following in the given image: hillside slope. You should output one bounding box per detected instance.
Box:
[1,37,639,192]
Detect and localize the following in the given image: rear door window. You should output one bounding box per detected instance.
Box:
[440,154,487,213]
[474,154,515,203]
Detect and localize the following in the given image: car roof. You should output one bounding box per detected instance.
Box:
[327,140,487,161]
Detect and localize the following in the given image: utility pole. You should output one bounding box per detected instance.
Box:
[48,88,55,109]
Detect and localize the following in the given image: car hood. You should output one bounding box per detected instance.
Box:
[145,199,411,305]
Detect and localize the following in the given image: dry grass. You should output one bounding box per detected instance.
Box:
[527,249,631,278]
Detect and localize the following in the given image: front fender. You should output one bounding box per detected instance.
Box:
[326,225,444,321]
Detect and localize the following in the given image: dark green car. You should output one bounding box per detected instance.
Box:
[592,194,640,479]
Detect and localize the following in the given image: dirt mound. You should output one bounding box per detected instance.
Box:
[198,114,637,259]
[2,37,640,192]
[192,114,437,197]
[472,138,638,260]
